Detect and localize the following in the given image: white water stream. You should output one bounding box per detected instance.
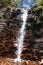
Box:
[14,9,28,62]
[6,9,28,63]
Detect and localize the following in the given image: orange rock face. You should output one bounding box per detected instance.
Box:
[0,57,40,65]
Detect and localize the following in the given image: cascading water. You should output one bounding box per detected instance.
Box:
[5,0,37,64]
[14,8,28,62]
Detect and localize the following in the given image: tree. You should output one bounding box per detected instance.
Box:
[0,0,17,8]
[15,0,21,4]
[36,0,43,5]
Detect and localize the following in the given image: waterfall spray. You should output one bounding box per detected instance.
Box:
[14,8,28,62]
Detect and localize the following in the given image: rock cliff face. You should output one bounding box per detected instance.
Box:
[0,8,43,60]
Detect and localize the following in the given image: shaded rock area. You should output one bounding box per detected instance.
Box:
[0,7,43,61]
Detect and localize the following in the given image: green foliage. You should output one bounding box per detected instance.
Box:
[33,5,43,24]
[36,0,43,5]
[0,0,8,7]
[16,0,21,4]
[34,6,43,10]
[0,16,4,22]
[0,0,17,9]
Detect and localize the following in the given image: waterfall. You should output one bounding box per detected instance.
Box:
[14,8,28,62]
